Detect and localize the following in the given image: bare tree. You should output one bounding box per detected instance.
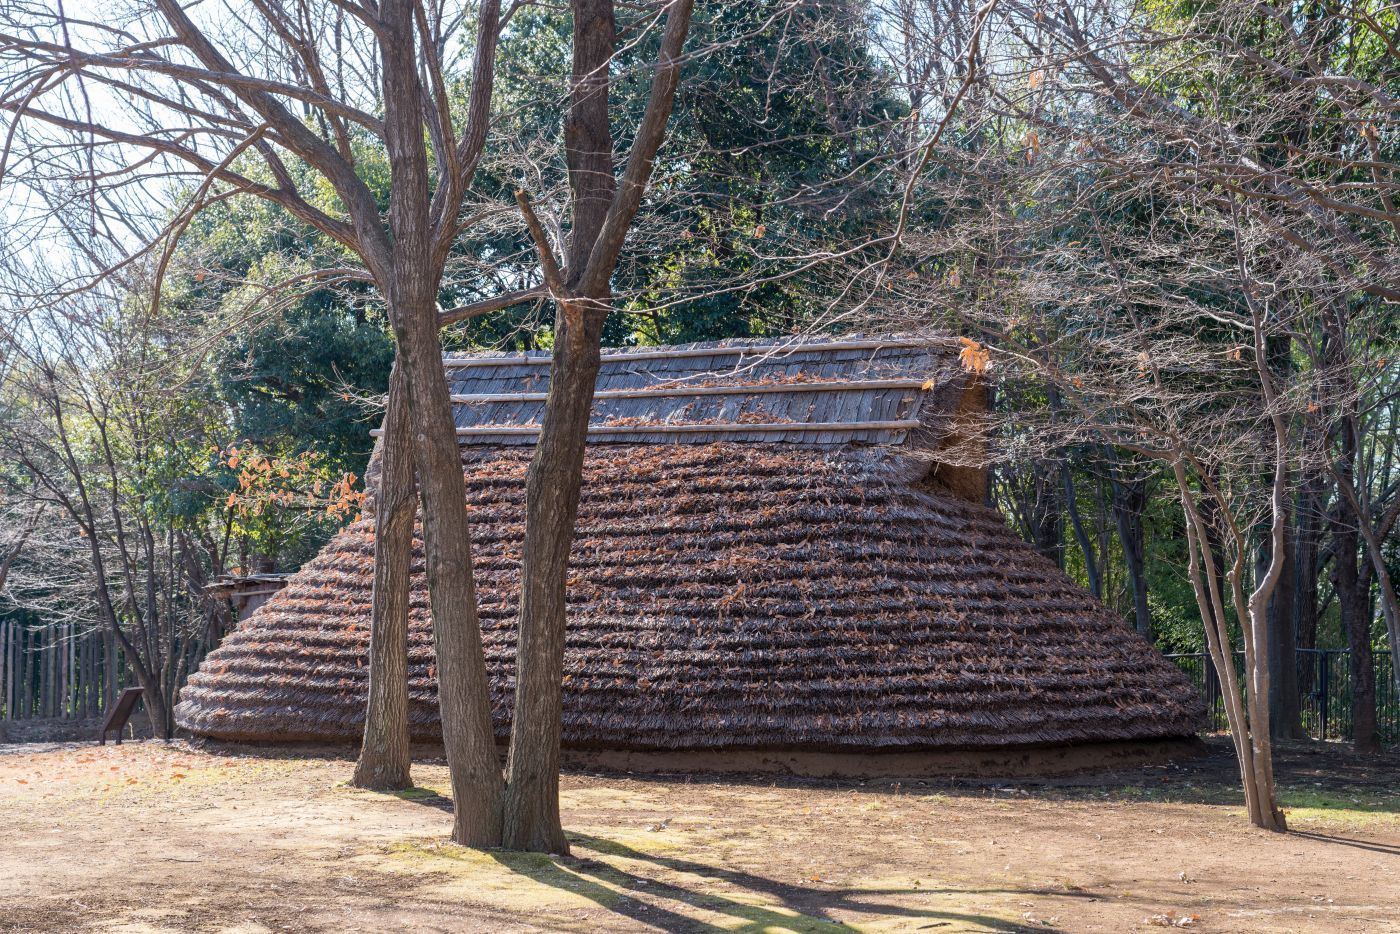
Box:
[854,0,1400,825]
[0,505,40,595]
[2,0,513,842]
[501,0,696,854]
[0,0,720,850]
[0,293,228,737]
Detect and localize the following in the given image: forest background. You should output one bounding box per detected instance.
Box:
[1,0,1397,755]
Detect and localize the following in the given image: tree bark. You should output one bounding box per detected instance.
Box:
[1328,397,1380,753]
[354,364,415,791]
[389,290,504,845]
[1263,509,1301,740]
[1062,463,1102,598]
[1333,523,1379,752]
[1293,477,1324,657]
[501,0,617,855]
[1231,279,1289,832]
[502,0,696,851]
[1176,469,1263,822]
[376,0,505,846]
[502,307,605,854]
[1109,462,1152,637]
[1028,465,1064,567]
[130,671,171,740]
[561,0,619,274]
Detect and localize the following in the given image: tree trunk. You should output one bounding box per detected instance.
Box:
[1328,402,1380,753]
[1174,462,1286,831]
[125,666,171,740]
[1031,466,1063,567]
[1263,511,1300,740]
[1333,531,1379,752]
[1,622,9,720]
[379,0,504,847]
[388,292,504,845]
[1238,316,1290,831]
[499,0,694,851]
[500,0,616,855]
[1062,463,1102,598]
[502,308,606,854]
[104,625,116,717]
[561,0,619,272]
[1344,491,1400,701]
[354,364,416,791]
[22,626,33,718]
[1293,478,1324,656]
[1109,458,1152,636]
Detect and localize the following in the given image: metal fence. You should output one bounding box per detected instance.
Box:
[1165,649,1398,746]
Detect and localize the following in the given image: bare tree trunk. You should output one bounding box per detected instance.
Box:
[1334,470,1400,700]
[1328,397,1381,752]
[502,308,605,854]
[104,626,116,717]
[22,626,33,718]
[389,291,504,845]
[1355,530,1400,699]
[134,675,172,740]
[1231,270,1289,832]
[501,0,616,855]
[354,364,415,791]
[1174,451,1286,829]
[1,622,9,721]
[1176,468,1261,820]
[1032,466,1063,567]
[1293,478,1324,656]
[1109,460,1152,636]
[1062,463,1102,598]
[1263,510,1301,740]
[41,628,49,719]
[1333,527,1379,752]
[379,0,505,847]
[502,0,694,851]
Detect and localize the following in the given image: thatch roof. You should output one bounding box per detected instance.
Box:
[175,336,1204,752]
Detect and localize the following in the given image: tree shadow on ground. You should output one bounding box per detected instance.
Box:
[386,785,455,811]
[483,831,1087,933]
[1287,830,1400,855]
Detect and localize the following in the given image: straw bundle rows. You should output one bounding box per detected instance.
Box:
[176,444,1203,749]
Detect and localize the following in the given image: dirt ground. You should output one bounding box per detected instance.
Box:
[1,738,1396,933]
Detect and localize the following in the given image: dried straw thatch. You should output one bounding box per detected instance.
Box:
[176,337,1204,755]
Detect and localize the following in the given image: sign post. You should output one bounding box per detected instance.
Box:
[98,687,145,745]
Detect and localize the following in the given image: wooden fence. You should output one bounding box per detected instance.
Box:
[0,621,127,721]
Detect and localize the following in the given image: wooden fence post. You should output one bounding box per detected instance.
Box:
[1,621,9,721]
[61,624,69,719]
[83,631,95,718]
[104,627,116,715]
[1,621,8,721]
[20,627,31,719]
[45,624,54,718]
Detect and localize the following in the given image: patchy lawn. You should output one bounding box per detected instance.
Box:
[1,738,1396,932]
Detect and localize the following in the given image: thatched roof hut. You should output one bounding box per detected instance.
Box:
[175,336,1204,774]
